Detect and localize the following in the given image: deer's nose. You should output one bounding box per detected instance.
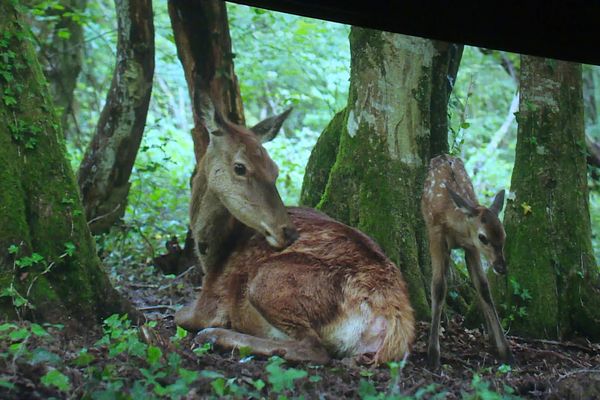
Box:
[283,226,299,246]
[493,260,507,275]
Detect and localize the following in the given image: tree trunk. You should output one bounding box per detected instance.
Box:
[301,28,462,320]
[495,56,600,340]
[161,0,245,274]
[27,0,87,139]
[0,2,138,328]
[168,0,244,162]
[77,0,154,235]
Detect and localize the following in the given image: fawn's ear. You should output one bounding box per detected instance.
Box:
[250,108,293,143]
[489,189,506,215]
[448,187,478,216]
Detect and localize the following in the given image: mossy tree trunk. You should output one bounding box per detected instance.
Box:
[26,0,87,139]
[495,56,600,340]
[0,2,138,328]
[301,27,462,320]
[77,0,154,235]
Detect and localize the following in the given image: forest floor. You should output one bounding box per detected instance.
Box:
[2,261,600,399]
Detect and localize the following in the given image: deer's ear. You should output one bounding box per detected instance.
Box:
[250,108,292,143]
[198,94,223,136]
[489,189,505,215]
[448,188,478,216]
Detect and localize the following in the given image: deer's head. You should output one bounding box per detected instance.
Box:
[201,104,298,249]
[448,188,507,274]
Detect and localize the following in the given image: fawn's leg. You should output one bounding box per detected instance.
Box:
[465,248,514,364]
[427,232,450,369]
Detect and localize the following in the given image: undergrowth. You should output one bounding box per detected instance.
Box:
[0,314,523,399]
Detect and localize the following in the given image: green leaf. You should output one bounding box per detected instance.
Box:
[30,348,61,365]
[8,245,19,254]
[57,28,71,40]
[238,345,253,358]
[41,369,71,392]
[252,378,266,390]
[73,348,95,366]
[266,356,308,392]
[199,370,224,380]
[172,325,188,342]
[0,323,17,332]
[9,328,30,341]
[30,323,48,337]
[147,345,162,365]
[64,242,76,256]
[178,368,199,384]
[211,378,226,396]
[0,378,15,390]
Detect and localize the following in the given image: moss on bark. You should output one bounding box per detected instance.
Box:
[0,3,136,328]
[302,28,468,320]
[300,109,345,208]
[495,56,600,340]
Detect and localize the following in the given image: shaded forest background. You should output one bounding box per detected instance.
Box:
[1,0,599,398]
[37,0,600,269]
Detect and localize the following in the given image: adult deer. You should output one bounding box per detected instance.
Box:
[421,154,514,369]
[175,101,414,364]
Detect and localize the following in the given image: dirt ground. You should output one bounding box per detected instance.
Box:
[2,267,600,399]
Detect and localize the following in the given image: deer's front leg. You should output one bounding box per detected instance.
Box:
[427,232,450,369]
[464,249,514,365]
[175,288,229,332]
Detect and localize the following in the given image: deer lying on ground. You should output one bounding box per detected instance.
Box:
[421,154,514,369]
[174,101,414,364]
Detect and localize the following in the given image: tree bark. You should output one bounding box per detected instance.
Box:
[0,2,138,328]
[168,0,244,161]
[495,56,600,340]
[77,0,154,235]
[301,28,462,320]
[162,0,245,274]
[28,0,87,139]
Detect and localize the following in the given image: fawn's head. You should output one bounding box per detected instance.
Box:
[448,188,507,274]
[201,103,298,249]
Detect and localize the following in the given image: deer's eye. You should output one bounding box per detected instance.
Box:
[234,163,247,176]
[478,234,489,245]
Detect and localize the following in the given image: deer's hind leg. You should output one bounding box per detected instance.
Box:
[195,327,330,364]
[235,262,337,364]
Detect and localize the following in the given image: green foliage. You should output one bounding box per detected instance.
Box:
[1,242,77,315]
[41,369,71,392]
[500,278,533,329]
[265,356,308,393]
[461,374,521,400]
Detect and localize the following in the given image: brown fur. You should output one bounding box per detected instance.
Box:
[421,154,513,369]
[176,106,414,364]
[177,207,415,363]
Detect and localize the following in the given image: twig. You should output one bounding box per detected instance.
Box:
[87,204,121,226]
[128,283,159,289]
[557,368,600,382]
[158,266,196,290]
[138,305,177,312]
[507,335,598,354]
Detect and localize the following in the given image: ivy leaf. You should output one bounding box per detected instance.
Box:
[147,345,162,365]
[30,323,48,337]
[64,242,76,256]
[41,369,71,392]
